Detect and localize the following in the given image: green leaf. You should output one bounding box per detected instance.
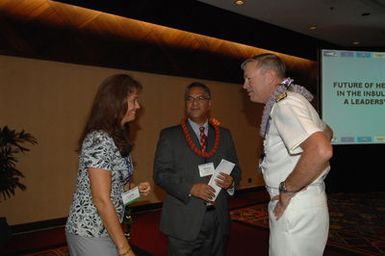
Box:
[0,126,37,201]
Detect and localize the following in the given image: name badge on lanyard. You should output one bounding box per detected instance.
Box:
[198,162,215,177]
[122,186,140,206]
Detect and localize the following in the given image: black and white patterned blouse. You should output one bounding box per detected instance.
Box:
[65,130,133,237]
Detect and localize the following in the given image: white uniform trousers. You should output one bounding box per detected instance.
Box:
[267,184,329,256]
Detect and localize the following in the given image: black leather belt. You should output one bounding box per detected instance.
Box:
[206,205,216,211]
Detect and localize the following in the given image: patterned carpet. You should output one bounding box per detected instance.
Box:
[230,192,385,256]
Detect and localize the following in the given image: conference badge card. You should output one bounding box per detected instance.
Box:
[122,186,141,206]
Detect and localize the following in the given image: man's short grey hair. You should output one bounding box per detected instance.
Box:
[241,53,286,78]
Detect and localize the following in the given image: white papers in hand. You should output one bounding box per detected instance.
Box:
[208,159,235,201]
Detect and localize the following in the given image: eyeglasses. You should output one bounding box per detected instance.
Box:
[185,96,210,103]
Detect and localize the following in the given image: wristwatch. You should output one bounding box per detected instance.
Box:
[279,181,289,193]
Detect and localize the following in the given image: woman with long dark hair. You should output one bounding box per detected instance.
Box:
[65,74,151,256]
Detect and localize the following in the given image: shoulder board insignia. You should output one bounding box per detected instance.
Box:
[275,92,287,102]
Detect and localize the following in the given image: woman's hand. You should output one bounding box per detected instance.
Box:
[118,246,135,256]
[138,182,151,196]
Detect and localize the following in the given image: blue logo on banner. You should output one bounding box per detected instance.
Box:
[356,52,371,58]
[340,51,354,57]
[357,136,372,142]
[341,137,355,142]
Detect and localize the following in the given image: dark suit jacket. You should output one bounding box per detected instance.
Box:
[153,122,241,241]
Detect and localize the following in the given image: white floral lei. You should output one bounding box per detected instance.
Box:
[260,77,314,137]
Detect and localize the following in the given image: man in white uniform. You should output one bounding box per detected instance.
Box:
[241,53,333,256]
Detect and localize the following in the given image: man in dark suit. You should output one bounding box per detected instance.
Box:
[153,82,241,256]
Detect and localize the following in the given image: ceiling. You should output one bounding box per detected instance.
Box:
[197,0,385,48]
[0,0,313,84]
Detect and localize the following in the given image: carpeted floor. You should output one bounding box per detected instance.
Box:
[6,190,385,256]
[230,192,385,256]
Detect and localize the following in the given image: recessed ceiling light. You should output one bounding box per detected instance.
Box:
[309,25,317,31]
[352,41,360,45]
[234,0,245,6]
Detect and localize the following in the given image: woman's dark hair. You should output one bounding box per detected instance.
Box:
[77,74,142,156]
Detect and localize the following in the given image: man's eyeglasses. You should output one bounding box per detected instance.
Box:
[185,96,210,103]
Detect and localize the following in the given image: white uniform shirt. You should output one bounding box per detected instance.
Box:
[260,91,330,189]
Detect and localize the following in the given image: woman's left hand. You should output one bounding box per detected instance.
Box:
[138,182,151,196]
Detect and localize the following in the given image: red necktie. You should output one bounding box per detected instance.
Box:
[199,126,207,152]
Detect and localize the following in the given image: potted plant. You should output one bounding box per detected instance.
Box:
[0,126,37,248]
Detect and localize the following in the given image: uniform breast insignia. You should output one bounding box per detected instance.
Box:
[275,92,287,102]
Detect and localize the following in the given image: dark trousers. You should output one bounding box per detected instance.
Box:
[168,210,227,256]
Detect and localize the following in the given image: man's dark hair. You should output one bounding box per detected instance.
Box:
[184,82,211,99]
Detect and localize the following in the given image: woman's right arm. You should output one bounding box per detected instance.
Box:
[88,168,134,256]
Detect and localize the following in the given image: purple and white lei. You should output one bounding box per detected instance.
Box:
[260,77,314,137]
